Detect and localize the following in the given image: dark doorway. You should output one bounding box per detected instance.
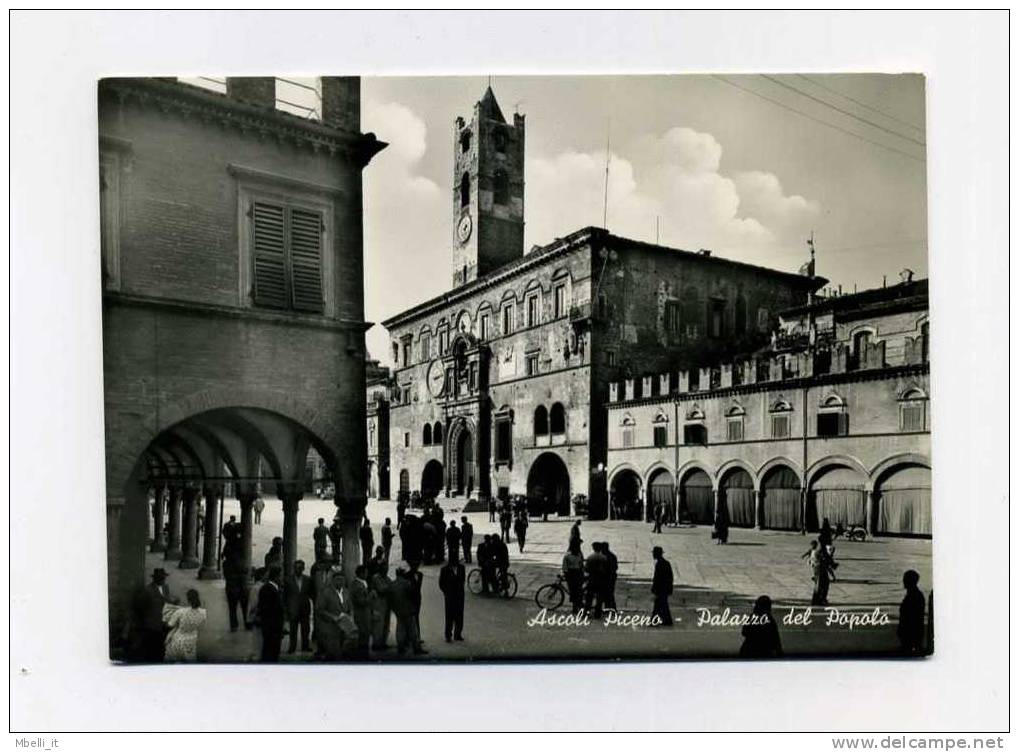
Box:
[454,429,474,496]
[610,469,642,520]
[527,452,572,517]
[680,468,714,524]
[421,459,444,500]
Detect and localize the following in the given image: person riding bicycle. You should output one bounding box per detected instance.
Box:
[490,533,511,594]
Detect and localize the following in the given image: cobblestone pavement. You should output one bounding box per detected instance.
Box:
[148,496,932,662]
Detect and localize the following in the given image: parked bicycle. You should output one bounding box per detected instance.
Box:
[834,523,868,542]
[467,567,518,599]
[534,573,572,611]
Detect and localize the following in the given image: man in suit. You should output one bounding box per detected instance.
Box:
[460,516,474,563]
[328,517,343,563]
[222,545,251,632]
[445,520,462,565]
[284,559,313,653]
[257,565,285,662]
[439,557,466,642]
[313,518,330,563]
[349,565,373,658]
[651,546,674,627]
[380,517,395,563]
[653,501,664,534]
[131,568,177,662]
[359,517,375,569]
[388,566,421,655]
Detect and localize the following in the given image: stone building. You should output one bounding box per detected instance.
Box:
[605,275,931,536]
[100,76,385,653]
[379,87,823,519]
[366,359,391,499]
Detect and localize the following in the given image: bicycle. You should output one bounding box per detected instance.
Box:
[467,567,518,599]
[534,573,571,611]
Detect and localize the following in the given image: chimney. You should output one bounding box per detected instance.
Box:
[225,77,276,108]
[321,76,360,131]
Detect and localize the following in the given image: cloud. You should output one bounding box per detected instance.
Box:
[526,126,819,268]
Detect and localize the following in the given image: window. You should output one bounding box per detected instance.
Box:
[401,387,411,405]
[526,294,539,327]
[817,412,848,437]
[404,432,410,448]
[550,403,566,434]
[899,389,927,431]
[526,352,539,376]
[852,330,872,369]
[553,284,566,319]
[494,413,513,465]
[501,303,514,335]
[771,414,791,439]
[665,302,682,334]
[726,418,745,442]
[460,129,471,153]
[438,327,449,356]
[605,350,617,367]
[653,425,668,447]
[683,424,708,445]
[708,298,725,338]
[400,336,412,367]
[250,201,325,313]
[479,313,490,341]
[433,422,443,444]
[419,332,431,361]
[534,405,549,437]
[494,169,509,205]
[460,173,470,207]
[391,341,399,364]
[423,424,432,445]
[757,307,770,332]
[622,426,635,448]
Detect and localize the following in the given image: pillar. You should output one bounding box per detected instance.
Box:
[238,492,256,581]
[800,489,808,534]
[867,490,878,536]
[164,485,183,560]
[179,486,200,569]
[712,488,721,524]
[149,485,166,553]
[198,484,222,580]
[280,492,302,577]
[754,489,763,530]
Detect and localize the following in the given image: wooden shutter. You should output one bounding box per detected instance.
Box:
[288,207,324,313]
[251,202,288,309]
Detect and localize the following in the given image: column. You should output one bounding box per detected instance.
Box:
[867,490,878,536]
[179,485,200,569]
[149,485,167,553]
[280,491,302,577]
[754,490,763,530]
[799,489,808,535]
[164,485,183,560]
[198,484,222,580]
[238,492,256,581]
[336,495,367,582]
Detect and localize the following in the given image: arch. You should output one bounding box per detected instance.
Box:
[447,418,477,497]
[399,469,410,494]
[421,459,444,499]
[716,459,758,490]
[873,461,931,537]
[871,453,931,485]
[898,384,929,401]
[422,423,432,446]
[819,392,846,409]
[718,465,755,527]
[686,405,705,421]
[759,461,803,530]
[726,402,746,417]
[526,452,572,517]
[678,465,714,525]
[493,168,509,205]
[610,467,643,521]
[758,456,803,485]
[550,402,566,434]
[534,405,549,437]
[769,398,793,413]
[646,466,676,523]
[432,421,443,445]
[460,172,470,207]
[806,458,869,531]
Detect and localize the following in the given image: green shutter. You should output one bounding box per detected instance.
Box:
[288,207,324,313]
[251,202,287,309]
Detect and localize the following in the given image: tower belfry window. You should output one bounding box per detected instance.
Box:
[460,173,470,208]
[494,169,509,205]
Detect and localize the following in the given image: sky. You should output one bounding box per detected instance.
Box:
[357,74,927,362]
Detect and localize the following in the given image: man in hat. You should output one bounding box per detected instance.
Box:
[651,546,674,627]
[460,516,474,564]
[389,563,424,655]
[439,555,466,642]
[329,516,343,563]
[131,568,177,662]
[257,565,285,662]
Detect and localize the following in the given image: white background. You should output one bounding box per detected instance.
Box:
[7,10,1011,736]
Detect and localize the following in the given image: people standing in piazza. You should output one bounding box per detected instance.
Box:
[256,565,285,662]
[329,516,343,563]
[222,543,250,632]
[650,546,674,627]
[369,560,393,651]
[713,507,730,545]
[439,556,466,642]
[315,568,353,661]
[653,501,664,534]
[380,517,395,563]
[445,520,462,564]
[897,569,926,655]
[500,504,513,542]
[129,567,177,662]
[264,537,284,572]
[163,588,207,663]
[514,511,529,553]
[602,541,619,613]
[359,516,375,569]
[460,516,474,563]
[802,540,831,606]
[407,561,426,651]
[477,534,495,594]
[569,519,583,553]
[488,496,496,523]
[252,496,265,525]
[396,494,408,530]
[349,565,373,659]
[562,540,585,615]
[313,518,330,563]
[221,514,240,556]
[739,595,783,658]
[584,542,609,618]
[389,565,424,656]
[284,559,313,654]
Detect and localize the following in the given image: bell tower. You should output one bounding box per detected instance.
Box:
[452,86,525,287]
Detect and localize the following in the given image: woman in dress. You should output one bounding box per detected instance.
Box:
[164,589,207,662]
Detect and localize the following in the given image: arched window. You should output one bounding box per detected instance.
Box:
[460,172,470,208]
[433,421,443,444]
[422,424,432,445]
[550,403,566,435]
[620,413,636,449]
[652,411,669,447]
[683,405,707,445]
[769,399,793,439]
[534,405,549,437]
[817,393,848,437]
[726,403,746,442]
[898,387,928,432]
[460,129,471,153]
[494,169,510,205]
